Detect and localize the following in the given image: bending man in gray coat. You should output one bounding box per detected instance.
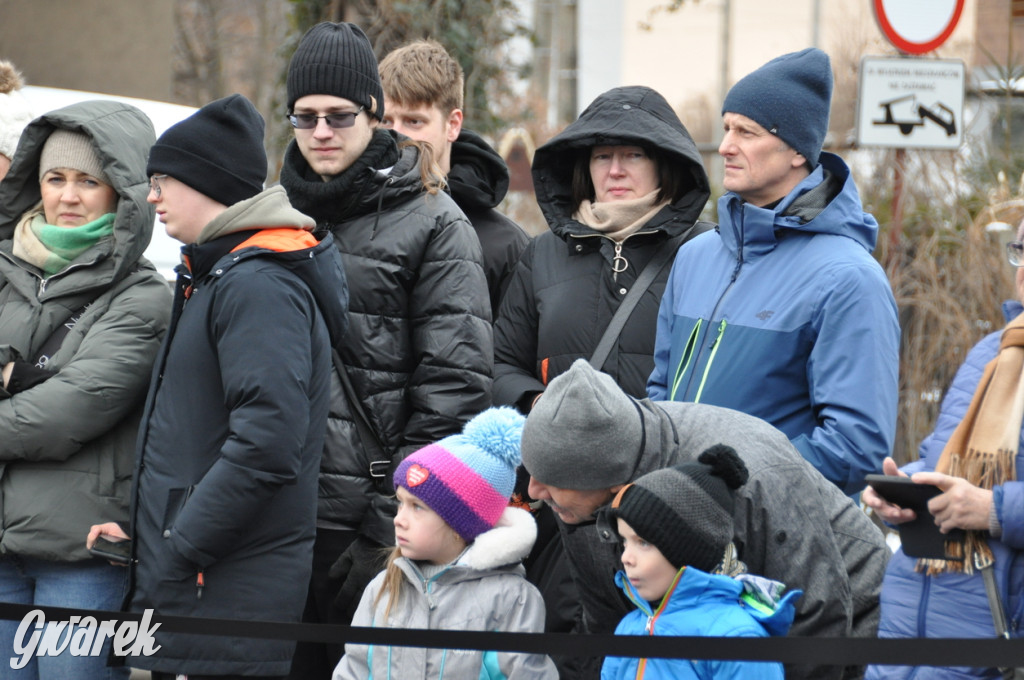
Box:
[522,359,888,680]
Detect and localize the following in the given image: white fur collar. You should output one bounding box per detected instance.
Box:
[456,506,537,571]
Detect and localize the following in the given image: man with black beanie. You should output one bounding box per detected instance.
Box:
[279,21,492,678]
[88,93,350,679]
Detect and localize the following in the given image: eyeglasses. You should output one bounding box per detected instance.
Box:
[149,174,168,199]
[287,106,365,130]
[1008,241,1024,267]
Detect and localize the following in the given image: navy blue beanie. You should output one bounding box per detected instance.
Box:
[722,47,833,167]
[147,94,266,207]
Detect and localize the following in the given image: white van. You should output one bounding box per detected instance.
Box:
[20,86,199,280]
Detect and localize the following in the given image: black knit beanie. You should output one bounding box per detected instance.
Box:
[722,47,833,167]
[147,93,266,207]
[611,444,749,572]
[287,21,384,120]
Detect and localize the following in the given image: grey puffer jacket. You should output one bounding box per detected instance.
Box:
[562,399,889,680]
[0,100,171,562]
[280,130,492,545]
[334,507,558,680]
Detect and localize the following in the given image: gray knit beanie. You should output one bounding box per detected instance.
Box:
[39,130,110,185]
[722,47,833,167]
[610,444,749,571]
[521,359,644,490]
[287,21,384,120]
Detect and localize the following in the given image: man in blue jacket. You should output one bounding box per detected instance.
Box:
[648,47,900,495]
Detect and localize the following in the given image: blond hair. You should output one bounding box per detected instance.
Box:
[379,40,464,116]
[373,524,466,621]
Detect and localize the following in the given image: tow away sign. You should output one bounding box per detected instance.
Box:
[856,56,964,149]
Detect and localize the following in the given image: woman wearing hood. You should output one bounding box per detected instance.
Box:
[492,85,710,678]
[493,85,710,409]
[0,101,171,679]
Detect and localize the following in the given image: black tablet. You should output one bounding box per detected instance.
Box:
[865,474,964,560]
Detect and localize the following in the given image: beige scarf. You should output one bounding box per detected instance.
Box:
[919,312,1024,575]
[573,189,668,242]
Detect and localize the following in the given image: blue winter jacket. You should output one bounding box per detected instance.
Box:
[867,300,1024,680]
[648,152,900,494]
[601,566,799,680]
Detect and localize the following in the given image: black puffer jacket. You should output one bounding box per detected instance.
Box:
[448,129,530,314]
[127,188,349,676]
[280,129,492,545]
[493,86,710,405]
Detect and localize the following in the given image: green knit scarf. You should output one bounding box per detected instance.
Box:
[15,211,115,276]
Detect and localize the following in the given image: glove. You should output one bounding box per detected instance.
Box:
[328,535,390,624]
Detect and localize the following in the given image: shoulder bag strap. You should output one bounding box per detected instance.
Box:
[589,220,713,371]
[981,560,1021,679]
[332,349,392,493]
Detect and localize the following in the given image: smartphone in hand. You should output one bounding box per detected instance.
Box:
[865,474,964,559]
[89,536,132,565]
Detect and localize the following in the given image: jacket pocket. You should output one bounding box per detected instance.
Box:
[161,485,194,533]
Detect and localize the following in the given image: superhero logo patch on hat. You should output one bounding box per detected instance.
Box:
[406,464,430,487]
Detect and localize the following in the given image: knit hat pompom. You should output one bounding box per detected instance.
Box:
[394,407,525,542]
[0,60,34,161]
[722,47,833,167]
[147,93,266,207]
[287,21,384,120]
[611,444,748,572]
[461,405,524,469]
[0,61,24,94]
[697,444,749,489]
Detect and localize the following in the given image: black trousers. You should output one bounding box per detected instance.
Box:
[286,527,358,680]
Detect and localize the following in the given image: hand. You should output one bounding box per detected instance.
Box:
[87,522,130,549]
[913,471,994,533]
[328,536,390,624]
[2,362,12,389]
[862,457,918,525]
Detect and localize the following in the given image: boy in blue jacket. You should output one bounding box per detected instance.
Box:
[601,444,800,680]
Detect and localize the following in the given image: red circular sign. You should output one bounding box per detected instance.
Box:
[873,0,965,55]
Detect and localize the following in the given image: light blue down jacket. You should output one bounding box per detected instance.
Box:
[867,300,1024,680]
[648,152,900,494]
[601,566,799,680]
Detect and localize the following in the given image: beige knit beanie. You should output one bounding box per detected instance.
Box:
[39,129,110,185]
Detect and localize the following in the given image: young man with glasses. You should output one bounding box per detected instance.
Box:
[278,21,492,679]
[90,93,349,679]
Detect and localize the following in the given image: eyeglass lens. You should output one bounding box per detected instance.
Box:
[149,174,167,198]
[1007,241,1024,267]
[288,108,363,130]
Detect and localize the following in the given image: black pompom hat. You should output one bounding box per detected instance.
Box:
[611,444,749,572]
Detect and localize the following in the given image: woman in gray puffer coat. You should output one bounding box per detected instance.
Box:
[0,101,171,680]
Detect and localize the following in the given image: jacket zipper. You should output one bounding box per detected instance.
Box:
[675,212,745,401]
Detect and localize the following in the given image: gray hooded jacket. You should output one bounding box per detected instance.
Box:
[335,507,557,680]
[561,399,889,680]
[0,100,171,561]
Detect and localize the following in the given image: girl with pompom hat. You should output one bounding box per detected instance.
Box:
[333,407,558,680]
